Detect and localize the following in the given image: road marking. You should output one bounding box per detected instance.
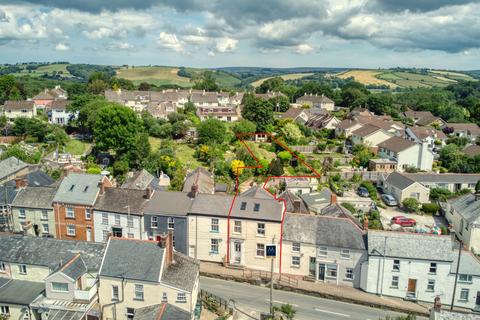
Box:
[314,308,351,317]
[265,299,299,307]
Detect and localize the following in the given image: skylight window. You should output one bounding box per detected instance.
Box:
[83,186,89,192]
[69,185,75,191]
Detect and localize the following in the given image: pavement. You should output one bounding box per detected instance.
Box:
[200,276,427,320]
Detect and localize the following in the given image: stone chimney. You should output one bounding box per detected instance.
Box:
[330,193,337,204]
[145,186,153,199]
[159,231,174,267]
[293,199,301,213]
[98,181,105,195]
[15,178,27,190]
[190,184,198,198]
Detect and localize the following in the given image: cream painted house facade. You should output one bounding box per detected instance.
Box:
[382,172,430,204]
[187,193,284,272]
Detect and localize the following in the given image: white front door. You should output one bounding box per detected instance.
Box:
[234,241,242,264]
[189,245,196,258]
[86,228,92,242]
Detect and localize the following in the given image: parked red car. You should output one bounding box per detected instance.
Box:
[391,216,416,227]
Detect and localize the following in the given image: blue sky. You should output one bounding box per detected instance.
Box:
[0,0,479,70]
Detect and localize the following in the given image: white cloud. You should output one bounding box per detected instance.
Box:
[157,32,184,52]
[55,42,69,51]
[106,42,135,51]
[295,43,314,54]
[215,37,237,53]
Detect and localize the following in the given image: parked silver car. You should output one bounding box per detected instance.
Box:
[381,193,398,206]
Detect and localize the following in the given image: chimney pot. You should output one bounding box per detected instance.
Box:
[363,215,369,230]
[145,186,153,199]
[98,181,105,195]
[159,231,174,267]
[293,199,302,213]
[190,184,198,198]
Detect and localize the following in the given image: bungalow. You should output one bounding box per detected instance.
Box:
[3,100,36,121]
[381,172,430,204]
[445,194,480,252]
[404,173,480,193]
[378,137,434,171]
[351,124,393,148]
[296,93,335,112]
[98,235,199,320]
[403,110,445,127]
[282,213,367,288]
[279,107,310,124]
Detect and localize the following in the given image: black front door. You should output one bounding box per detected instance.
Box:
[476,291,480,306]
[318,263,326,281]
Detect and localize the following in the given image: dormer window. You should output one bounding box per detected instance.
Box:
[240,202,247,210]
[254,203,260,212]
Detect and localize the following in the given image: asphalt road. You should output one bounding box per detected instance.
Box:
[200,276,424,320]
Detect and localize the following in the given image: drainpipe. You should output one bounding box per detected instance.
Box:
[451,240,462,310]
[380,237,387,297]
[100,276,126,320]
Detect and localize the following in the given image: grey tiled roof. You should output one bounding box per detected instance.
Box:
[121,169,160,190]
[451,250,480,276]
[300,189,332,208]
[447,193,480,224]
[378,136,416,153]
[100,238,163,282]
[144,191,193,216]
[283,214,366,250]
[385,172,415,190]
[367,231,454,261]
[0,235,106,272]
[189,193,283,222]
[0,157,28,180]
[53,173,104,206]
[3,100,35,110]
[405,173,480,185]
[182,167,214,195]
[320,202,363,229]
[161,252,199,292]
[11,186,57,209]
[0,186,18,206]
[240,186,274,199]
[59,255,87,281]
[297,93,334,104]
[134,303,191,320]
[94,187,150,215]
[278,190,309,214]
[351,124,382,137]
[0,278,44,305]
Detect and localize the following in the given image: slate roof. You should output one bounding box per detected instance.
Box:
[451,250,480,276]
[0,185,18,207]
[320,202,363,229]
[280,107,309,121]
[378,136,416,153]
[16,170,55,187]
[448,123,480,135]
[351,124,383,137]
[240,186,274,199]
[191,91,218,104]
[11,186,57,209]
[134,303,191,320]
[0,235,106,272]
[283,214,366,250]
[121,169,160,190]
[53,173,104,206]
[464,144,480,157]
[3,100,35,110]
[385,172,415,190]
[0,278,44,305]
[368,231,454,261]
[59,254,87,281]
[182,167,214,195]
[300,189,332,209]
[404,173,480,184]
[161,252,199,292]
[94,187,150,215]
[100,238,163,282]
[144,191,193,216]
[189,193,283,222]
[407,127,446,140]
[0,156,28,180]
[49,100,71,109]
[336,119,358,130]
[278,190,309,214]
[447,193,480,224]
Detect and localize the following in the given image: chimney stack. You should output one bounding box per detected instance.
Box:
[15,178,27,190]
[190,184,198,198]
[293,199,301,213]
[159,231,174,267]
[98,181,105,195]
[145,186,153,199]
[330,193,337,205]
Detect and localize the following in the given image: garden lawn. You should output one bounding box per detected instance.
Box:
[65,139,89,155]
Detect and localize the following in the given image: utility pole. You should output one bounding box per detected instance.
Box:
[451,238,462,310]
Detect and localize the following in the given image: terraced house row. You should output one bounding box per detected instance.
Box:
[5,168,480,312]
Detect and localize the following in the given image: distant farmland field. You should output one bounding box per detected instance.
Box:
[251,73,314,87]
[336,70,397,88]
[116,66,192,87]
